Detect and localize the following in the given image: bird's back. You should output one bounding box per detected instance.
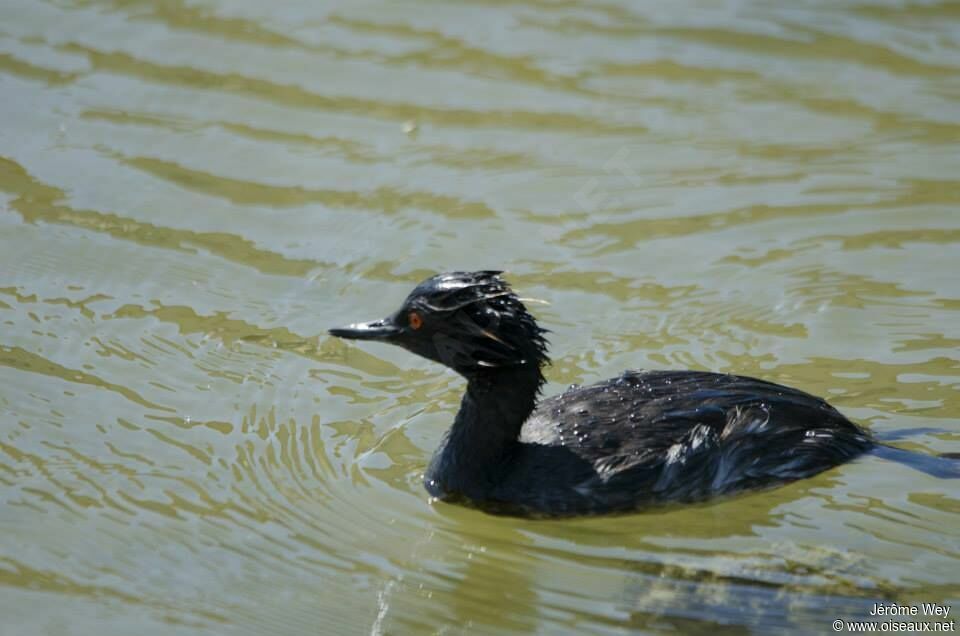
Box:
[500,370,872,515]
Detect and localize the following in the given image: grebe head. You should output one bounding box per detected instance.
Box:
[329,271,549,379]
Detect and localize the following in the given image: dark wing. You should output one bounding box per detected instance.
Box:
[520,370,869,498]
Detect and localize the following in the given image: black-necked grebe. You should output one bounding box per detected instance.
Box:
[329,271,950,517]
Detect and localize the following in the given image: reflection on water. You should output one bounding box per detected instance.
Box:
[1,0,959,633]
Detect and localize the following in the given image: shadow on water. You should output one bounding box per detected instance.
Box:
[402,471,892,633]
[868,445,960,479]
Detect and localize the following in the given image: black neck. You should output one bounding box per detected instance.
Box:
[425,362,543,500]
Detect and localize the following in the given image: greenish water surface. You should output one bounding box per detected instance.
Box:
[1,1,959,634]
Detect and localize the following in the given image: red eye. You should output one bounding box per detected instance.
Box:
[408,311,423,330]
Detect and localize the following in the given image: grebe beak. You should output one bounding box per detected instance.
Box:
[329,316,400,341]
